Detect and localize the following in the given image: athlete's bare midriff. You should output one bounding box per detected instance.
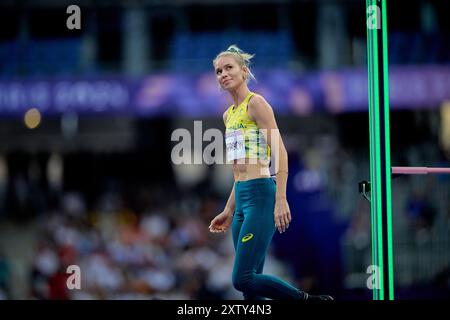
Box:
[232,160,270,181]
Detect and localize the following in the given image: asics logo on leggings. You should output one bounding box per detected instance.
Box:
[242,233,254,243]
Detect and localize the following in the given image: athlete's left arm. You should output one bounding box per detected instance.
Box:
[248,95,291,234]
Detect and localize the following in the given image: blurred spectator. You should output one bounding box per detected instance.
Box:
[48,266,70,300]
[30,241,60,299]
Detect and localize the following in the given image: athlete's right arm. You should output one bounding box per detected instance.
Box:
[209,174,235,232]
[223,184,236,216]
[208,110,235,232]
[223,108,235,217]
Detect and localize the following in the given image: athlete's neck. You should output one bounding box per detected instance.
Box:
[229,84,250,109]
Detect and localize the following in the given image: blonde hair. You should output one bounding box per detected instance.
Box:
[213,45,256,83]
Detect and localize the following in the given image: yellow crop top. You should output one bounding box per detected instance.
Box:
[224,92,271,162]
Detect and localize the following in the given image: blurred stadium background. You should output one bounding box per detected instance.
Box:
[0,0,449,300]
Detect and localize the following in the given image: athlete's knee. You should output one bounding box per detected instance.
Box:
[232,272,254,292]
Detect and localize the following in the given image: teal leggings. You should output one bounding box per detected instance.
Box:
[231,178,306,300]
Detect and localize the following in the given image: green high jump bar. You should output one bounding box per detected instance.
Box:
[366,0,394,300]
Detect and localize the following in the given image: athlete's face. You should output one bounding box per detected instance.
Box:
[214,55,248,91]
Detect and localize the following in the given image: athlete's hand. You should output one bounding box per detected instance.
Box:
[209,209,234,233]
[274,198,291,233]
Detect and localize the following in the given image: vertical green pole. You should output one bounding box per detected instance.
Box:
[366,0,395,300]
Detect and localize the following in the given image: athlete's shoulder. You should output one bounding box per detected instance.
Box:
[247,93,273,116]
[248,92,270,106]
